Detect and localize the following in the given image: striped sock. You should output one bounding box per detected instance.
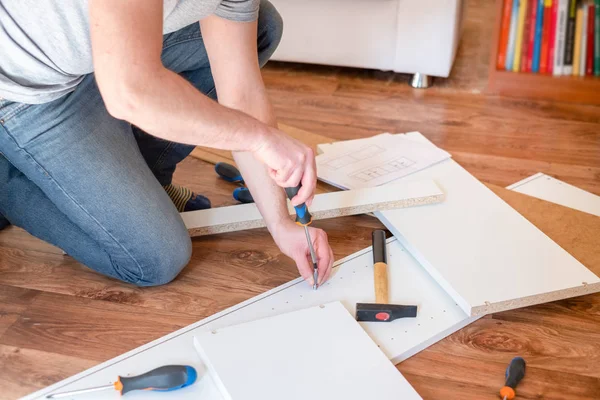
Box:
[163,184,211,212]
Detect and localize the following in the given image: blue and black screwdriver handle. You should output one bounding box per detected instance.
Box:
[285,184,319,290]
[46,365,197,398]
[500,357,526,400]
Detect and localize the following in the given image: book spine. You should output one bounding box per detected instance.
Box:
[498,0,514,69]
[524,0,536,71]
[507,0,521,70]
[532,0,546,71]
[554,0,568,75]
[580,3,588,75]
[548,0,559,73]
[573,2,583,75]
[514,0,529,71]
[596,0,600,75]
[563,0,577,75]
[587,3,595,74]
[540,0,553,73]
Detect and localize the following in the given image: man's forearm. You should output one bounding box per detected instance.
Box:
[228,87,292,232]
[104,66,270,153]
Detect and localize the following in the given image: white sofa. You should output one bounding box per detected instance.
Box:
[270,0,464,87]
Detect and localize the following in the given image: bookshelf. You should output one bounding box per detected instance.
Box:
[487,0,600,105]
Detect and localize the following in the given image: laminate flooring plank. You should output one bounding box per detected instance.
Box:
[421,317,600,379]
[0,345,96,400]
[0,285,39,338]
[1,292,198,362]
[399,349,600,400]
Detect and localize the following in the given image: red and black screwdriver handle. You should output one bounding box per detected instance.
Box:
[285,184,312,226]
[500,357,526,399]
[116,365,197,395]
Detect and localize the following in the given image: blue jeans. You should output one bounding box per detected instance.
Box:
[0,2,283,286]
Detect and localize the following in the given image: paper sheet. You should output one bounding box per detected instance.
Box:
[316,132,451,189]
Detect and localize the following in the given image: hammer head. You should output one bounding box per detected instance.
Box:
[356,303,418,322]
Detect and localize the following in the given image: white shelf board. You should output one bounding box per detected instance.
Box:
[507,172,600,217]
[375,133,600,316]
[26,238,473,400]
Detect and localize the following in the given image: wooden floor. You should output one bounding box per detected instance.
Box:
[2,1,600,398]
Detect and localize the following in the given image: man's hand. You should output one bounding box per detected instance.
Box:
[253,128,317,206]
[271,221,334,287]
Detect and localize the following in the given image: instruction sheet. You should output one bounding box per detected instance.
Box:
[316,132,451,189]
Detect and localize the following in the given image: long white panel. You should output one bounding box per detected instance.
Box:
[507,173,600,217]
[376,133,600,316]
[25,238,472,400]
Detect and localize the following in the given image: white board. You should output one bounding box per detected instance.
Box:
[375,133,600,316]
[193,302,422,400]
[507,172,600,217]
[182,179,444,236]
[26,238,474,400]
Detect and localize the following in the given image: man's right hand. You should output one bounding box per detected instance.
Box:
[252,128,317,206]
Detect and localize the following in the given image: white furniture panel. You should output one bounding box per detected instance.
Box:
[194,302,422,400]
[507,172,600,217]
[26,238,473,399]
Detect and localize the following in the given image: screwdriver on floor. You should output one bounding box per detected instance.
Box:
[46,365,197,398]
[285,184,319,290]
[500,357,526,400]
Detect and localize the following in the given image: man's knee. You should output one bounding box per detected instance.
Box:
[257,0,284,67]
[129,226,192,287]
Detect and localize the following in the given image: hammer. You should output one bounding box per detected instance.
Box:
[356,230,418,322]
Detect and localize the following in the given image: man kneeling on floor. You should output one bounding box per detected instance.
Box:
[0,0,334,286]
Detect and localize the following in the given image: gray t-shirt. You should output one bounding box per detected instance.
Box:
[0,0,259,104]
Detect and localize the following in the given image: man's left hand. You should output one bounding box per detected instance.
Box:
[271,221,334,287]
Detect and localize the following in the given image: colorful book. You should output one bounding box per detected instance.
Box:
[554,0,569,75]
[596,0,600,75]
[523,0,536,71]
[563,0,577,75]
[540,0,554,73]
[548,0,559,73]
[573,3,583,75]
[581,4,588,76]
[498,0,515,69]
[587,3,595,74]
[532,0,546,71]
[514,0,529,71]
[506,0,521,70]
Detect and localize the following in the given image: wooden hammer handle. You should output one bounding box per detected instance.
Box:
[372,230,388,304]
[374,262,388,304]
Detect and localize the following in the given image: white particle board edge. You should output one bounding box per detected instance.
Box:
[181,179,444,236]
[375,133,600,317]
[193,302,422,400]
[507,172,600,217]
[25,238,474,400]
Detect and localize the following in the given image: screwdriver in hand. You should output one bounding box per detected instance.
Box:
[285,184,319,290]
[46,365,197,398]
[500,357,526,400]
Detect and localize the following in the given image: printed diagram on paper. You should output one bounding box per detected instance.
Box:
[350,157,417,183]
[317,133,451,190]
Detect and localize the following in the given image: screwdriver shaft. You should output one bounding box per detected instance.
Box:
[304,226,318,290]
[46,384,113,398]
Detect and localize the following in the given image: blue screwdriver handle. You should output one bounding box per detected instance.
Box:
[285,185,312,226]
[119,365,197,394]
